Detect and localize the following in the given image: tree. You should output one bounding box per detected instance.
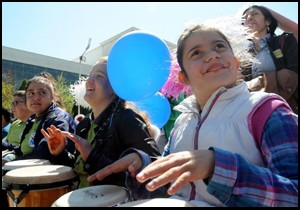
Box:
[18,79,27,90]
[56,74,76,116]
[2,81,14,109]
[2,71,15,109]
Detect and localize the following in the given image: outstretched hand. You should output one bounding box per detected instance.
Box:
[87,153,142,182]
[41,125,68,155]
[65,133,92,161]
[136,150,215,195]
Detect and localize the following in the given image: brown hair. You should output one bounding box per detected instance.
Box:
[124,101,155,138]
[39,72,65,109]
[25,76,55,102]
[242,5,278,36]
[13,90,26,99]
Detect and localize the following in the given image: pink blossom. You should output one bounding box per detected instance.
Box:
[160,52,192,99]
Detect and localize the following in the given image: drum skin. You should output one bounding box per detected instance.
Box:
[2,159,50,176]
[51,185,129,207]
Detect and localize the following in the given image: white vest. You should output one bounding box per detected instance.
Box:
[170,81,277,206]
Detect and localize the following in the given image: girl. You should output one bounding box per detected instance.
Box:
[42,60,163,200]
[13,76,76,167]
[88,25,298,207]
[242,5,298,114]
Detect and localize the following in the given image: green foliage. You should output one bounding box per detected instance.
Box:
[18,79,28,90]
[2,71,79,117]
[72,105,91,117]
[2,81,14,110]
[56,74,76,116]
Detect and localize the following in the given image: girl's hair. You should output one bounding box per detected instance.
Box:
[94,59,156,138]
[13,90,26,99]
[2,107,12,123]
[38,72,65,109]
[176,24,233,74]
[242,5,278,36]
[124,101,155,139]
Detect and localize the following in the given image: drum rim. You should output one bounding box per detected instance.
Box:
[117,198,196,207]
[3,176,79,191]
[3,165,78,186]
[2,159,51,171]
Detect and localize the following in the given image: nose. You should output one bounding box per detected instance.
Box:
[245,14,253,24]
[33,94,41,100]
[86,77,93,84]
[87,74,97,81]
[204,50,220,63]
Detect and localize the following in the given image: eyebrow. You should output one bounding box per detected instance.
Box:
[89,71,106,77]
[27,88,48,92]
[187,44,202,55]
[245,9,259,15]
[186,39,227,54]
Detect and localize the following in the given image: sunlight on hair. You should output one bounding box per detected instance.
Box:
[236,2,257,19]
[184,7,260,69]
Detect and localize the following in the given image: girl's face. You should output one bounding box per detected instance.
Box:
[243,8,269,35]
[26,81,54,116]
[84,63,114,107]
[12,96,29,120]
[181,30,238,95]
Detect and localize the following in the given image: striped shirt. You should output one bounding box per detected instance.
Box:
[208,106,298,207]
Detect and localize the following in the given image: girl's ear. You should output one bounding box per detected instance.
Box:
[178,71,190,85]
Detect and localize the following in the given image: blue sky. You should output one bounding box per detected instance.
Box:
[2,2,298,61]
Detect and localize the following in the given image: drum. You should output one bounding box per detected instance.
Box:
[2,159,50,176]
[2,165,78,207]
[51,185,129,207]
[117,198,196,207]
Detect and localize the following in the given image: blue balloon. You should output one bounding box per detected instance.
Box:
[134,92,171,128]
[107,31,171,101]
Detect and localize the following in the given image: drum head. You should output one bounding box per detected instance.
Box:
[3,165,76,185]
[52,185,128,207]
[2,159,50,171]
[117,198,195,207]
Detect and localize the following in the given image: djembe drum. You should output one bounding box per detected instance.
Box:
[3,165,78,207]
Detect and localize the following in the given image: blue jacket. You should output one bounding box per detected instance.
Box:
[15,103,76,167]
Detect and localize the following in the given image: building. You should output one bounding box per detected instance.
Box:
[2,46,92,90]
[72,27,177,66]
[2,27,176,90]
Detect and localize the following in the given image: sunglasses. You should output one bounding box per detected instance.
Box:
[11,101,25,107]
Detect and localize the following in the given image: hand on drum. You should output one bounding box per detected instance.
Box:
[136,150,215,195]
[87,152,142,182]
[41,125,68,155]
